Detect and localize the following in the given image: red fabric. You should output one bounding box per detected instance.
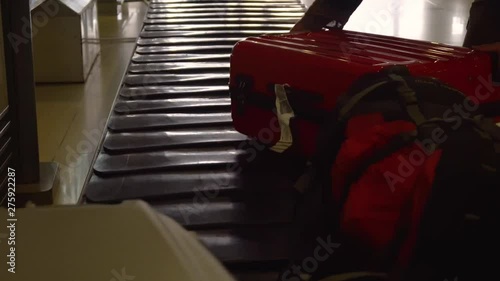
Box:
[331,117,441,266]
[346,113,385,137]
[397,150,442,266]
[231,104,281,146]
[331,118,415,202]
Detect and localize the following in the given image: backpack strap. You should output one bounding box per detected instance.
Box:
[473,115,500,150]
[338,80,392,121]
[387,74,427,127]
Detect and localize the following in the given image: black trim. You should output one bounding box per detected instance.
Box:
[479,101,500,118]
[232,75,254,115]
[382,65,412,76]
[266,83,325,104]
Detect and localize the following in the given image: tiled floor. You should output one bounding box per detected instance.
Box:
[35,1,148,205]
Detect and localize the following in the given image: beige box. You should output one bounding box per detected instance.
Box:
[97,0,125,16]
[31,0,101,83]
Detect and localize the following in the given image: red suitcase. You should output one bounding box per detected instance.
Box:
[229,29,500,157]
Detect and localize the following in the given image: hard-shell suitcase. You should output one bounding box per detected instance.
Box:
[229,29,500,157]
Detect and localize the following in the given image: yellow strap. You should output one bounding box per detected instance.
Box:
[318,272,388,281]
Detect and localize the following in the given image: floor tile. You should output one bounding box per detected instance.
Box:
[33,1,147,205]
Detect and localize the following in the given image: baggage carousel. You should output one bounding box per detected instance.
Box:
[84,0,308,279]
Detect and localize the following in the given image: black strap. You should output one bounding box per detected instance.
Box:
[473,115,500,141]
[338,71,428,131]
[469,116,500,179]
[316,272,388,281]
[338,80,391,122]
[388,74,427,127]
[479,101,500,118]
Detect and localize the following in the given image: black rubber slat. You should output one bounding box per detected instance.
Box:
[107,112,233,132]
[103,127,247,153]
[149,7,304,13]
[124,73,229,86]
[150,3,304,9]
[132,53,230,63]
[198,227,293,263]
[232,272,282,281]
[144,17,300,25]
[114,97,231,114]
[152,0,299,3]
[140,30,286,38]
[86,170,244,202]
[128,62,229,74]
[137,37,243,46]
[86,0,311,276]
[87,148,304,201]
[119,85,228,99]
[93,147,247,175]
[143,23,294,31]
[147,12,303,19]
[136,45,234,54]
[153,192,296,228]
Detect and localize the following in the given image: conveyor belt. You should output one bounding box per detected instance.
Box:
[85,0,306,279]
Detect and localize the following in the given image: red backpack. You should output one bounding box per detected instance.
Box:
[286,66,500,281]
